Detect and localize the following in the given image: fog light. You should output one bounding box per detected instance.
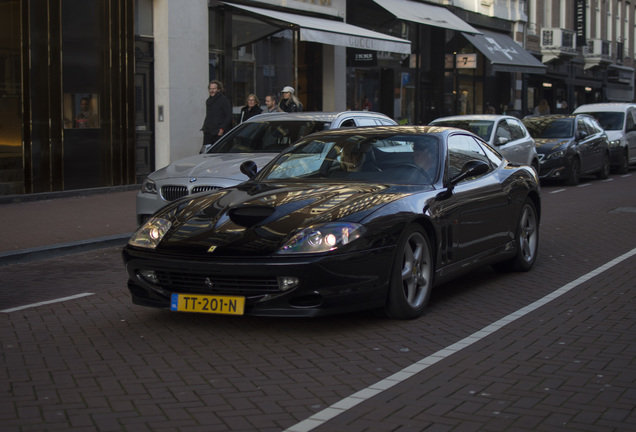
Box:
[278,276,299,291]
[139,270,159,284]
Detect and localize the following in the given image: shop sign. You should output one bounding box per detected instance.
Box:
[347,49,377,67]
[575,0,586,47]
[445,53,477,69]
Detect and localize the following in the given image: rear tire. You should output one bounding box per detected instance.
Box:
[493,199,539,272]
[384,224,433,320]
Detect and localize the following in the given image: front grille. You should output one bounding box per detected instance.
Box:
[154,270,280,295]
[161,185,188,202]
[160,185,221,202]
[192,185,220,194]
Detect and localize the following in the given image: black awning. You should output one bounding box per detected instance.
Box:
[463,29,546,74]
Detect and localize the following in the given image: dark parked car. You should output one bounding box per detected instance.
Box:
[123,126,541,319]
[522,114,611,185]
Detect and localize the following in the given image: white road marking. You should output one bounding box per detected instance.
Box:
[284,247,636,432]
[1,293,94,313]
[549,188,567,194]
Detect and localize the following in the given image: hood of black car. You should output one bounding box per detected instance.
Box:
[155,182,412,255]
[534,138,571,154]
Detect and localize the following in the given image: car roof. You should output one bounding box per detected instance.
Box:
[573,103,636,113]
[245,111,394,123]
[430,114,517,122]
[293,124,466,138]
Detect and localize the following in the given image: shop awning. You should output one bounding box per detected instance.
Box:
[373,0,481,34]
[223,3,411,54]
[462,29,547,74]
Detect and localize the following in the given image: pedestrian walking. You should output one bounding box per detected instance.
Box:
[265,94,283,113]
[239,94,262,123]
[201,80,232,146]
[278,86,302,113]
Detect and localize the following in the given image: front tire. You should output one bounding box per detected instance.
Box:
[565,157,581,186]
[493,199,539,272]
[617,149,629,174]
[597,152,610,179]
[384,225,433,320]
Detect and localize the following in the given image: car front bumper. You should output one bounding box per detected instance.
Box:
[122,245,395,317]
[538,157,569,180]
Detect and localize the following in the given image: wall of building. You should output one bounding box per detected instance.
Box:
[153,0,209,169]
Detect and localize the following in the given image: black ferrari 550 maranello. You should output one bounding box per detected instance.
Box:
[122,125,541,319]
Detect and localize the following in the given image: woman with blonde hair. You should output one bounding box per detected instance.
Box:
[239,94,263,123]
[278,86,302,113]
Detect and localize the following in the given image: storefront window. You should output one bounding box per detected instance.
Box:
[61,1,104,189]
[0,0,22,194]
[230,9,294,112]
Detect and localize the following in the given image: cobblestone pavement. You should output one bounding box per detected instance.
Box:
[1,172,635,431]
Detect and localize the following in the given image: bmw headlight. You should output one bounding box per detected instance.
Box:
[141,178,157,194]
[128,217,172,249]
[278,223,366,254]
[609,139,621,148]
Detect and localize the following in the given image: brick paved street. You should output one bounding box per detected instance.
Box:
[1,173,636,431]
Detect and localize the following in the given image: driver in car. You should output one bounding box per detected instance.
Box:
[413,140,439,182]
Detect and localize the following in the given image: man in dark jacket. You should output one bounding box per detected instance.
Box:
[201,80,232,146]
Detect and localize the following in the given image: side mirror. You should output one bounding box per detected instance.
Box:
[450,160,490,186]
[576,130,588,140]
[240,160,258,179]
[496,136,510,145]
[199,144,213,154]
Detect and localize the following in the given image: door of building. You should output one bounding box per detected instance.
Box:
[134,40,155,183]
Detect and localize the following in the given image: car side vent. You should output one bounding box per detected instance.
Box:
[161,185,188,202]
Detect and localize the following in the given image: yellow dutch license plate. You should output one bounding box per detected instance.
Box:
[170,293,245,315]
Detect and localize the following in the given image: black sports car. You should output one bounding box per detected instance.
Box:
[123,126,541,319]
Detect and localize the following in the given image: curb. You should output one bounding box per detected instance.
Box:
[0,234,133,267]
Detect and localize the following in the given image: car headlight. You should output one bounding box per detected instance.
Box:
[545,150,566,160]
[609,139,621,148]
[128,217,172,249]
[141,178,157,194]
[278,223,366,254]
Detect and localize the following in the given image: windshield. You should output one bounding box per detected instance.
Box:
[585,112,624,130]
[258,133,441,185]
[523,118,574,138]
[208,120,329,154]
[432,120,493,141]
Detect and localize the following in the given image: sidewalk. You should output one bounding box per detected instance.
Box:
[0,188,140,266]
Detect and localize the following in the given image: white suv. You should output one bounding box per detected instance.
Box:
[136,111,397,225]
[573,103,636,173]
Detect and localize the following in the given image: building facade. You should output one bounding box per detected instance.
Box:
[528,0,635,114]
[1,0,634,197]
[0,0,135,197]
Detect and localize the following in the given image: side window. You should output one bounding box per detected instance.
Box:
[494,121,512,144]
[356,117,378,126]
[584,117,602,134]
[506,119,526,140]
[339,119,356,128]
[447,134,492,180]
[577,117,589,136]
